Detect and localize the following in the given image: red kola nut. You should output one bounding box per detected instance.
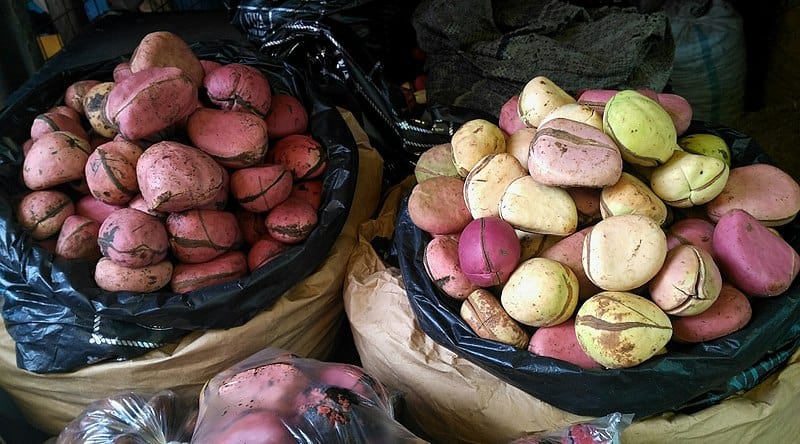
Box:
[236,210,268,246]
[30,111,89,141]
[97,208,169,268]
[267,134,327,180]
[265,198,318,244]
[289,179,323,211]
[457,216,521,287]
[85,140,144,206]
[204,63,272,117]
[230,164,293,213]
[265,94,309,139]
[247,236,288,271]
[113,62,132,82]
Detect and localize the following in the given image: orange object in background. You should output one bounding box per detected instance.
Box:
[37,34,63,59]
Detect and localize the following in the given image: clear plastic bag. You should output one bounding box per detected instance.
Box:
[191,347,427,443]
[508,413,634,444]
[55,390,197,444]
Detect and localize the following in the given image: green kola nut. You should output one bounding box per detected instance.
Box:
[603,90,677,167]
[650,151,730,208]
[678,133,732,167]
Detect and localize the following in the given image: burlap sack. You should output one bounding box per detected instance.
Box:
[0,109,383,436]
[343,179,800,444]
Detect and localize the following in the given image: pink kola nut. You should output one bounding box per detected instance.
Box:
[30,111,89,141]
[17,190,74,240]
[236,210,268,246]
[22,131,91,191]
[166,209,243,264]
[128,194,166,218]
[84,140,143,206]
[76,195,124,224]
[230,164,293,213]
[55,215,101,260]
[499,95,526,135]
[136,141,227,213]
[424,234,479,300]
[290,179,323,211]
[105,66,198,141]
[97,208,169,268]
[186,107,269,168]
[706,163,800,226]
[265,198,318,244]
[407,176,472,236]
[540,226,600,301]
[112,62,132,82]
[199,59,222,77]
[528,318,602,369]
[656,93,692,136]
[267,134,327,180]
[265,94,309,139]
[204,63,272,117]
[671,282,753,343]
[196,166,230,211]
[528,118,623,188]
[458,216,521,287]
[64,79,100,114]
[247,235,288,271]
[47,105,81,122]
[665,217,716,257]
[170,251,248,293]
[712,208,800,297]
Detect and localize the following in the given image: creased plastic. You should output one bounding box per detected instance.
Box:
[229,0,492,185]
[191,347,427,443]
[0,40,358,373]
[394,120,800,419]
[55,390,198,444]
[508,412,633,444]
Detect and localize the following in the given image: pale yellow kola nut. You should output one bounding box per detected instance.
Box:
[539,103,603,130]
[450,119,506,177]
[650,150,730,208]
[517,76,576,129]
[463,153,527,219]
[516,230,562,261]
[499,175,578,236]
[582,214,667,291]
[506,127,537,167]
[600,172,668,226]
[575,291,672,369]
[501,257,579,327]
[82,81,117,138]
[460,288,530,348]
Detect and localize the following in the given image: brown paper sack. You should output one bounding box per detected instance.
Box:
[0,109,384,436]
[343,178,800,444]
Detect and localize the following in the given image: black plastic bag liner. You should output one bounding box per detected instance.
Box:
[229,0,492,185]
[0,40,358,373]
[394,121,800,419]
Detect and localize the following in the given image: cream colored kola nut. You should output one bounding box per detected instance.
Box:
[505,127,536,167]
[575,291,673,369]
[464,153,527,219]
[539,103,603,130]
[450,119,506,177]
[517,76,576,129]
[600,172,668,226]
[649,244,722,316]
[650,150,730,208]
[603,90,676,166]
[499,175,577,236]
[582,214,667,291]
[501,257,579,327]
[460,288,530,348]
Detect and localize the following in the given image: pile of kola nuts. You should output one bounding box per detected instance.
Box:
[408,75,800,370]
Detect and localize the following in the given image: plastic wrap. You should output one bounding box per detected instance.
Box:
[0,40,358,373]
[394,120,800,419]
[56,390,197,444]
[191,347,426,443]
[509,413,633,444]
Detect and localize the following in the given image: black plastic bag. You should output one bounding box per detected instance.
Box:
[394,120,800,419]
[229,0,493,186]
[0,40,358,373]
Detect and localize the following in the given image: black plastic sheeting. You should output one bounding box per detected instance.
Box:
[395,121,800,419]
[0,41,358,373]
[229,0,492,186]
